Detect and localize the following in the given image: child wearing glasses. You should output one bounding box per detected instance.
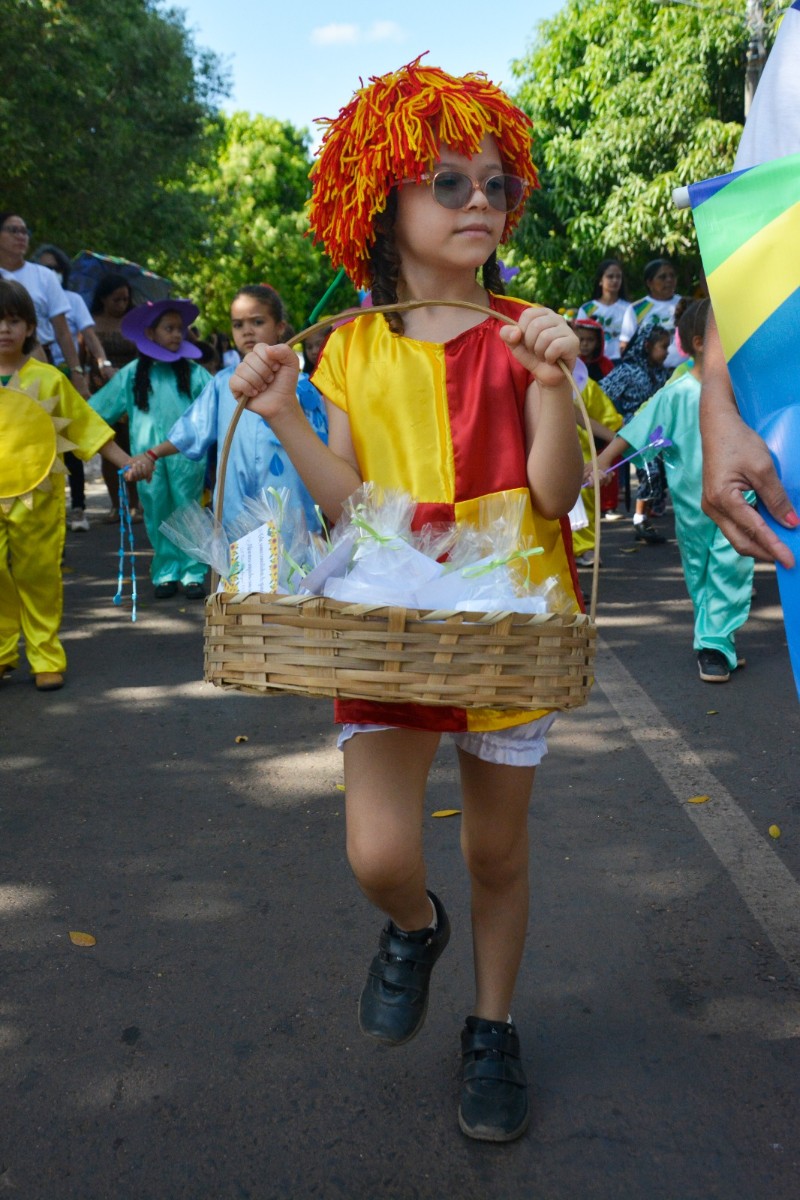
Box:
[231,58,583,1143]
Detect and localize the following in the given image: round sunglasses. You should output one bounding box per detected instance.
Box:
[411,171,529,214]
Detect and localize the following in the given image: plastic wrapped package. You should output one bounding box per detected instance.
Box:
[159,502,231,579]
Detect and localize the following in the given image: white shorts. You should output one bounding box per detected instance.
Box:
[337,713,557,768]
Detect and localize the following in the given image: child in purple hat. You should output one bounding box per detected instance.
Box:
[90,299,211,598]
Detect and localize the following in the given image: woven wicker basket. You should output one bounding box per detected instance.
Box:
[204,593,596,710]
[203,300,600,711]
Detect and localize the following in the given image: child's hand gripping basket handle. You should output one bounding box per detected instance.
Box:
[214,299,601,619]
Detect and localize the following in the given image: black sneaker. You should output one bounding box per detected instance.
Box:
[697,649,731,683]
[459,1016,530,1142]
[358,891,450,1046]
[154,581,179,599]
[634,522,667,544]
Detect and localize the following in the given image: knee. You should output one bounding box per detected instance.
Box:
[462,831,528,890]
[346,827,421,895]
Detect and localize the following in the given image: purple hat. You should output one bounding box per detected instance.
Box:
[121,298,202,363]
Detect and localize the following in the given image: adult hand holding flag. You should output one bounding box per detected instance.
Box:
[689,148,800,694]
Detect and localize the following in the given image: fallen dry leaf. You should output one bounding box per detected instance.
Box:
[768,824,781,839]
[687,795,710,805]
[706,710,718,716]
[69,931,96,947]
[432,809,462,818]
[234,735,248,744]
[335,783,346,792]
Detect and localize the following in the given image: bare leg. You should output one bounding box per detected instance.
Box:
[457,749,536,1021]
[343,728,440,931]
[345,728,450,1047]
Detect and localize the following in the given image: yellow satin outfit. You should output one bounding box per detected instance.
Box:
[573,378,623,559]
[312,295,583,732]
[0,360,114,675]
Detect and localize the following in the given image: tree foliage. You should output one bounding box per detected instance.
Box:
[2,0,352,338]
[507,0,779,306]
[0,0,227,263]
[163,112,355,335]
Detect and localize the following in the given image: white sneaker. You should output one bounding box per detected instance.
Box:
[70,508,90,532]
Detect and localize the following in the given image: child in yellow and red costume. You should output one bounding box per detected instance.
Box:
[0,280,146,691]
[230,58,584,1143]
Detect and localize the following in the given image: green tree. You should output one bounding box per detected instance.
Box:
[164,111,354,336]
[508,0,778,306]
[0,0,227,263]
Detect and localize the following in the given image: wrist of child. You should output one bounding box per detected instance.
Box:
[538,376,574,399]
[262,396,305,428]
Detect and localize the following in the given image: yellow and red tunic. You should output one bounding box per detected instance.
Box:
[312,293,583,732]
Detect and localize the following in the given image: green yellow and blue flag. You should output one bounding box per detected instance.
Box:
[689,149,800,694]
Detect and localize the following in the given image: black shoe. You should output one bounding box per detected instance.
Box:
[634,522,667,544]
[358,890,450,1046]
[154,581,179,599]
[697,649,731,683]
[459,1016,530,1143]
[183,583,206,600]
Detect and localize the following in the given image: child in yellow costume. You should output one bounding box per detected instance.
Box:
[570,321,623,567]
[231,58,583,1143]
[0,280,145,691]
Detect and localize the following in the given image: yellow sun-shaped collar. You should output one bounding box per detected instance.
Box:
[0,375,77,513]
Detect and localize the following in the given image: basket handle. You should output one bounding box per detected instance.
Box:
[214,299,601,621]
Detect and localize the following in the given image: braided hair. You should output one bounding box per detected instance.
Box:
[133,355,192,412]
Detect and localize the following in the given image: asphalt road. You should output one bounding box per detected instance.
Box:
[1,485,799,1200]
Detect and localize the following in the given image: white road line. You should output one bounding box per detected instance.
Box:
[596,641,800,980]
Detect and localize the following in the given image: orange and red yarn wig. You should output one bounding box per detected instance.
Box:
[308,56,539,291]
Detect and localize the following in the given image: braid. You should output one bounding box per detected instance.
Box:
[174,358,192,397]
[133,357,152,412]
[368,191,404,333]
[134,356,193,412]
[481,251,503,296]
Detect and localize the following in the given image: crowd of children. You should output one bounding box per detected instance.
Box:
[126,284,328,538]
[586,299,754,683]
[1,52,764,1148]
[570,260,755,685]
[0,270,330,668]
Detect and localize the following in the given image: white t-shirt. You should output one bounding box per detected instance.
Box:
[0,260,69,346]
[575,298,637,360]
[734,3,800,170]
[49,291,95,366]
[631,293,687,369]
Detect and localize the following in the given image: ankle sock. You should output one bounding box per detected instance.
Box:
[393,896,437,939]
[633,514,645,526]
